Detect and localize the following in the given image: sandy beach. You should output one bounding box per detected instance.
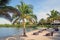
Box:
[20,30,52,40]
[20,28,60,40]
[0,28,60,40]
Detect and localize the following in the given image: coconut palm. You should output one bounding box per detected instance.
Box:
[12,1,37,36]
[47,10,60,29]
[0,6,20,21]
[0,0,10,6]
[0,0,20,21]
[47,10,60,23]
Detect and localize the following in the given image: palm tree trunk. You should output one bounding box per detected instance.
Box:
[23,19,27,37]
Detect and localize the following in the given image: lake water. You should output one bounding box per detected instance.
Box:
[0,27,34,38]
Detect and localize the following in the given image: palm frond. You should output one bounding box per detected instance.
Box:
[12,17,20,24]
[0,0,10,6]
[0,6,21,21]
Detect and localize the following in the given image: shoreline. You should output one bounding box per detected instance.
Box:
[0,28,60,40]
[20,29,52,40]
[0,28,51,40]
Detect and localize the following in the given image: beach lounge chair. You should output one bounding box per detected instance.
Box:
[44,31,54,36]
[32,32,39,35]
[38,30,42,33]
[44,33,50,36]
[33,28,47,35]
[42,29,47,31]
[38,29,47,33]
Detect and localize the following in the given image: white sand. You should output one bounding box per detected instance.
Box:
[6,28,60,40]
[20,30,53,40]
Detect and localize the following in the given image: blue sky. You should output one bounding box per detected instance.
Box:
[0,0,60,24]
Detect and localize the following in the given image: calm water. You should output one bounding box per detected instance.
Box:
[0,27,33,38]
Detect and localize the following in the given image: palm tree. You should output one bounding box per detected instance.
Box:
[47,10,60,30]
[47,10,60,23]
[0,6,20,21]
[0,0,20,21]
[12,1,37,36]
[0,0,10,6]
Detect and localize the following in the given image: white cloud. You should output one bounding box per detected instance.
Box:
[0,18,11,24]
[35,11,49,21]
[34,0,60,21]
[0,0,60,24]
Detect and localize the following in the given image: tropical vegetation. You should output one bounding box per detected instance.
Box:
[12,1,37,36]
[0,0,20,21]
[0,0,60,37]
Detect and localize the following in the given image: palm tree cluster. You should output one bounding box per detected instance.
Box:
[47,10,60,23]
[38,10,60,28]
